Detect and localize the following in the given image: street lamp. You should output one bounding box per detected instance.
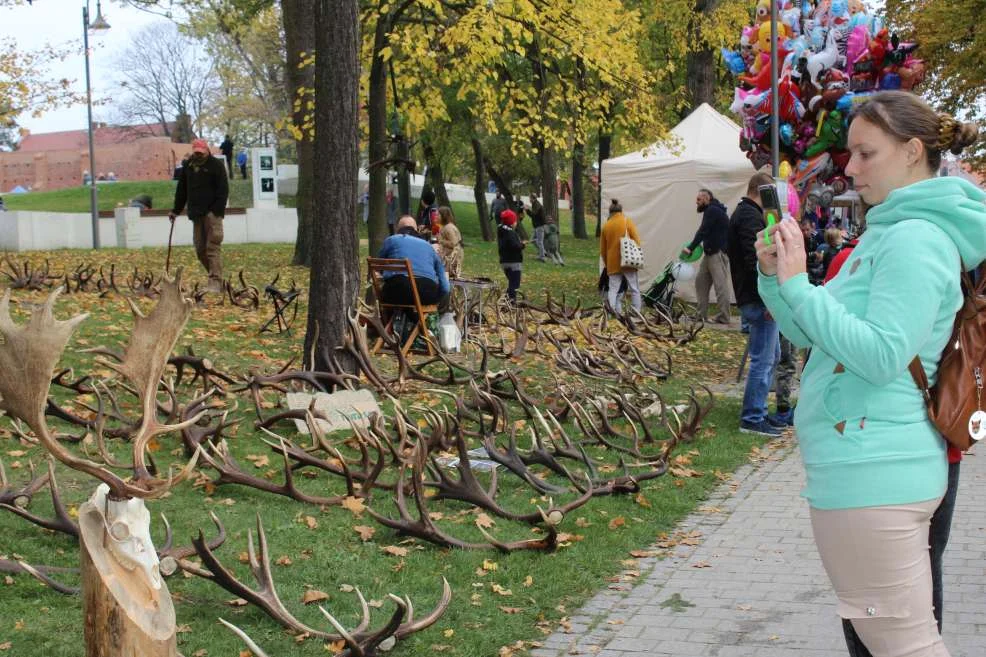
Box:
[83,0,110,249]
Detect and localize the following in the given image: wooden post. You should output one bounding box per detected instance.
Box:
[79,489,177,657]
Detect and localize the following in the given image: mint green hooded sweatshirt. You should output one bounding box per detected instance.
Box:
[759,176,986,510]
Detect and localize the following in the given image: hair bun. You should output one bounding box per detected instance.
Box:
[950,121,980,156]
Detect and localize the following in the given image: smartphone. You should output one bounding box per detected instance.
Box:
[759,184,782,245]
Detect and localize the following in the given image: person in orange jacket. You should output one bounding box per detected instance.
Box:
[599,199,642,313]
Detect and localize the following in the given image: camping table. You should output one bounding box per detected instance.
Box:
[451,277,495,340]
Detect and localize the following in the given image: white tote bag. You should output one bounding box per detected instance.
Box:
[619,220,644,270]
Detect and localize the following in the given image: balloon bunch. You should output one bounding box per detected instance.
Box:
[723,0,926,208]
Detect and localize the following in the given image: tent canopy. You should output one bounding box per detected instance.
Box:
[601,103,756,302]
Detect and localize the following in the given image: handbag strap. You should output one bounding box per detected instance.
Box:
[908,262,979,406]
[908,356,932,406]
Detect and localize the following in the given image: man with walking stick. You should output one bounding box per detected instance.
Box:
[169,139,229,293]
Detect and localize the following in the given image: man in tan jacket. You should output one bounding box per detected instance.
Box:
[599,199,642,313]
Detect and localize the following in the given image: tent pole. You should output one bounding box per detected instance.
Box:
[770,0,780,177]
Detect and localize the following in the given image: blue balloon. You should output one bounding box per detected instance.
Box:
[835,92,855,113]
[880,72,901,90]
[780,123,795,146]
[849,12,869,29]
[721,48,747,75]
[810,26,825,51]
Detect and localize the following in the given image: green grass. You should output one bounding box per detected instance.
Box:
[2,179,290,213]
[0,237,758,657]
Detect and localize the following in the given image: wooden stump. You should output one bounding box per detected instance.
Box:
[79,498,177,657]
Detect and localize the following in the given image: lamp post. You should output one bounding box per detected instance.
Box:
[83,0,110,249]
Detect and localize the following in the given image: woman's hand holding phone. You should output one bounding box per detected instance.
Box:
[756,224,780,276]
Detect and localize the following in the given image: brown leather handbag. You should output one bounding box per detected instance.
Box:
[909,265,986,451]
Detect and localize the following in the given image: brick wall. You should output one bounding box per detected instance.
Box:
[0,138,196,192]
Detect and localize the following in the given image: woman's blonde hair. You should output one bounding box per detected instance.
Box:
[438,206,455,226]
[850,91,979,172]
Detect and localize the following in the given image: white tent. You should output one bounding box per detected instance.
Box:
[601,103,756,302]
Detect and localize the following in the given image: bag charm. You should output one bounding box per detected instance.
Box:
[969,367,986,442]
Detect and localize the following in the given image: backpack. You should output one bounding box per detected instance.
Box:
[909,265,986,450]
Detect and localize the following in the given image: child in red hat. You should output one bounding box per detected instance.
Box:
[497,209,525,302]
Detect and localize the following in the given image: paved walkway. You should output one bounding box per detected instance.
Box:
[532,437,986,657]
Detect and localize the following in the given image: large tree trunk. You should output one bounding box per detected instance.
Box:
[422,140,450,206]
[686,48,716,110]
[366,22,390,259]
[305,0,360,372]
[685,0,720,111]
[284,0,317,266]
[471,137,492,241]
[596,132,611,237]
[571,143,587,239]
[538,144,558,229]
[485,157,514,207]
[80,494,176,657]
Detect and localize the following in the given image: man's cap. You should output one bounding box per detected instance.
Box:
[500,209,517,226]
[192,139,209,154]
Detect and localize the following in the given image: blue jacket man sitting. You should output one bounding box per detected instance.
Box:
[378,215,450,311]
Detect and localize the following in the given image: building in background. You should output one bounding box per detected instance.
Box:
[1,122,199,193]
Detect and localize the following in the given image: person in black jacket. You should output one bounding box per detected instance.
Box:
[683,189,731,323]
[219,135,234,178]
[526,193,547,261]
[169,139,229,293]
[497,209,525,302]
[726,172,782,437]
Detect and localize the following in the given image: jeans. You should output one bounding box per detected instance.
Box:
[608,271,641,313]
[739,303,779,424]
[503,267,522,301]
[533,225,546,259]
[841,460,961,655]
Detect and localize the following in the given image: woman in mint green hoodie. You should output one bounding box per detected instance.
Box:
[757,91,986,657]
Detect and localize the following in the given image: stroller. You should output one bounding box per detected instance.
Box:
[642,261,678,314]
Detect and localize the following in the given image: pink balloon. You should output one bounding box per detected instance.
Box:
[846,25,870,68]
[787,182,801,217]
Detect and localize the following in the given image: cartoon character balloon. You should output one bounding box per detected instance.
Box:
[725,0,923,208]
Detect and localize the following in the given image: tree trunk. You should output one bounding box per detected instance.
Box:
[471,137,492,241]
[686,47,716,110]
[173,114,194,143]
[571,143,587,239]
[283,0,317,266]
[596,132,611,237]
[366,22,390,259]
[485,157,514,207]
[305,0,360,372]
[538,144,558,230]
[80,495,176,657]
[422,140,450,206]
[685,0,720,111]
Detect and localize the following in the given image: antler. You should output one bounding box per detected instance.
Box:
[0,278,203,500]
[0,459,78,539]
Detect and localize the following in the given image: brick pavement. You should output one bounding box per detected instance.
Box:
[531,437,986,657]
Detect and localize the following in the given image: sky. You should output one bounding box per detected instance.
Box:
[3,0,175,135]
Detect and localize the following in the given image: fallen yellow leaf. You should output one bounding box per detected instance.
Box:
[302,589,329,604]
[341,496,366,517]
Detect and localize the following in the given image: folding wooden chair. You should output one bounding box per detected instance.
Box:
[367,257,438,356]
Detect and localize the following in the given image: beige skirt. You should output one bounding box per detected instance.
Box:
[810,499,950,657]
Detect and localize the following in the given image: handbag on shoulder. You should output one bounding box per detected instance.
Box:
[619,219,644,270]
[909,264,986,450]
